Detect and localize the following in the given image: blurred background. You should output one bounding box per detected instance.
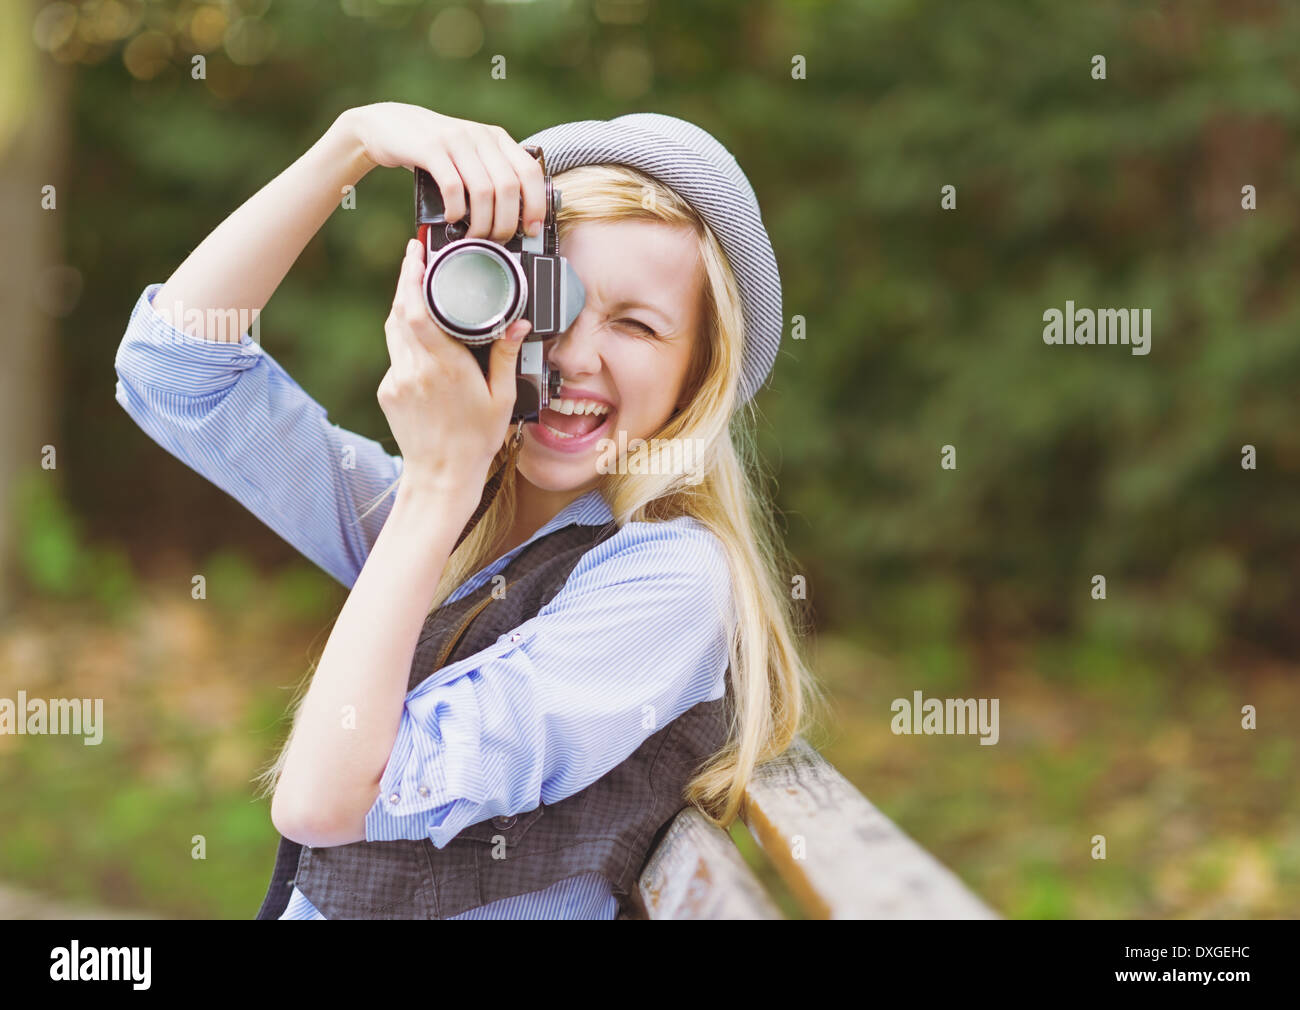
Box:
[0,0,1297,919]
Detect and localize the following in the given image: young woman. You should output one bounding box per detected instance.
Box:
[114,102,824,919]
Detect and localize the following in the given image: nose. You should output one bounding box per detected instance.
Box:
[546,305,605,380]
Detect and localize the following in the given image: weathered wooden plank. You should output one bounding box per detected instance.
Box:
[742,737,999,919]
[638,807,783,920]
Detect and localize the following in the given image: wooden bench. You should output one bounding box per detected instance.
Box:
[627,737,999,919]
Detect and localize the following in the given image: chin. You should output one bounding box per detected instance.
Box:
[516,451,600,495]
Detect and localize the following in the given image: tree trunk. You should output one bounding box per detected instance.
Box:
[0,2,69,616]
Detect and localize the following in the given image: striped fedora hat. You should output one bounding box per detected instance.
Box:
[521,113,782,407]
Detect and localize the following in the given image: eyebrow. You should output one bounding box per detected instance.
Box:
[608,298,675,329]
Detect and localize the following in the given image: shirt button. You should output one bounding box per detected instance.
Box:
[492,814,517,829]
[417,785,430,798]
[509,633,522,643]
[388,792,400,804]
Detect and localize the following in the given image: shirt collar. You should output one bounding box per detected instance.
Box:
[525,487,614,541]
[468,487,614,588]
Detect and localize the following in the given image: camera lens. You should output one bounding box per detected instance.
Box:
[430,248,517,334]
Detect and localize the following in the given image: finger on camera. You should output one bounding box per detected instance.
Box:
[389,247,432,351]
[499,139,546,235]
[475,144,521,243]
[424,148,465,224]
[456,152,499,239]
[392,241,422,317]
[389,242,413,314]
[439,131,481,223]
[489,321,530,400]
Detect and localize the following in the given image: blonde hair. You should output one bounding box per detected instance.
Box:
[254,163,828,830]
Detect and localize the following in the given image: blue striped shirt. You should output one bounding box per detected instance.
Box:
[113,283,734,919]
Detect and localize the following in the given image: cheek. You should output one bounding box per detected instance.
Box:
[608,351,679,422]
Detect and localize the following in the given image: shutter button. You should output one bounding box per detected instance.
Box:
[492,814,517,829]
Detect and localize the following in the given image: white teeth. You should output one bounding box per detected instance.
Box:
[542,423,576,439]
[552,397,611,416]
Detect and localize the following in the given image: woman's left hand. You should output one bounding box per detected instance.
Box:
[378,237,531,501]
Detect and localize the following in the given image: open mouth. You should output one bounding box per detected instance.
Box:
[531,397,616,449]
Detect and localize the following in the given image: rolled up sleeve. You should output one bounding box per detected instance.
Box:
[114,282,403,588]
[364,519,735,847]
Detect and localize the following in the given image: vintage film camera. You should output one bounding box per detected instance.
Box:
[414,145,586,423]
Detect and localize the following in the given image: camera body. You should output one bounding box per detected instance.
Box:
[414,145,586,422]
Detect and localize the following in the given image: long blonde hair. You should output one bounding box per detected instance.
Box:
[254,163,828,829]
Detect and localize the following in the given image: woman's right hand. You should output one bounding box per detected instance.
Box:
[339,102,547,244]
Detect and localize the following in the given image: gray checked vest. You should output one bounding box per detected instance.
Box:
[255,517,734,919]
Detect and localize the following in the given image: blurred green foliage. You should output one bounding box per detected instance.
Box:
[13,469,140,621]
[0,675,297,918]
